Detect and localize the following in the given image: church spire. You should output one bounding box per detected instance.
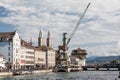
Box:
[47,31,53,48]
[38,30,45,47]
[47,31,51,38]
[39,30,42,38]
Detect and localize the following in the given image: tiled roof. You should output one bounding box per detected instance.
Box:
[71,48,87,55]
[21,39,34,48]
[0,32,15,39]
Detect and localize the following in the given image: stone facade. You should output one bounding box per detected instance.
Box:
[71,48,87,66]
[35,47,46,68]
[35,30,56,68]
[47,50,55,68]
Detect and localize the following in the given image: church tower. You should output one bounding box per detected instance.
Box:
[47,31,53,48]
[38,30,45,47]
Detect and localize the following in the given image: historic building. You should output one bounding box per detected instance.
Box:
[34,30,55,68]
[38,30,45,47]
[0,30,56,70]
[0,31,21,70]
[0,31,35,70]
[47,49,56,68]
[47,31,53,48]
[35,47,46,68]
[70,48,87,66]
[20,39,34,70]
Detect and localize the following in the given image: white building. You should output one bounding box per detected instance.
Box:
[35,47,46,68]
[0,30,56,70]
[12,31,21,70]
[35,30,56,68]
[20,39,34,69]
[0,54,6,69]
[71,48,87,66]
[0,31,21,70]
[47,49,56,68]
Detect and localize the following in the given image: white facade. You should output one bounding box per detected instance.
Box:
[35,50,46,67]
[20,46,34,69]
[70,56,86,66]
[12,31,21,69]
[20,47,26,66]
[78,59,86,66]
[0,55,6,68]
[25,47,34,66]
[0,30,56,70]
[47,50,56,68]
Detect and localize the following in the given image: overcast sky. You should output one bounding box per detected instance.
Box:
[0,0,120,57]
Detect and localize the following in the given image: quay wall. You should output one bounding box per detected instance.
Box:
[0,69,52,77]
[33,69,52,74]
[0,72,12,76]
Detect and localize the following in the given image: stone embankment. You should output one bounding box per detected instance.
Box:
[0,69,52,77]
[0,72,13,76]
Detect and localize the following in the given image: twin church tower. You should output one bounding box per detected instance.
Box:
[38,30,53,48]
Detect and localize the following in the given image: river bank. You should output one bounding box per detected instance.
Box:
[0,69,52,77]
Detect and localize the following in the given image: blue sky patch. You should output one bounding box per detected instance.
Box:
[0,22,14,32]
[0,6,11,17]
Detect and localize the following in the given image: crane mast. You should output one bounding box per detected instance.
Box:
[57,3,91,67]
[66,2,91,45]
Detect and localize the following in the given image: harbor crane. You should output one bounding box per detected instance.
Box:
[57,3,91,66]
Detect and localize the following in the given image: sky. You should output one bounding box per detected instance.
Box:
[0,0,120,57]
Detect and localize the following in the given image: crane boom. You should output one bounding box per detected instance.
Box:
[66,2,91,45]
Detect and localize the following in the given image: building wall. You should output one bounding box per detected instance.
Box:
[47,50,55,68]
[35,50,46,67]
[0,42,12,63]
[0,56,6,68]
[78,59,86,66]
[70,56,86,66]
[38,38,45,46]
[19,47,26,66]
[12,31,21,69]
[25,47,34,66]
[47,38,53,48]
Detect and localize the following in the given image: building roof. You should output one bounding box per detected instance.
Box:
[0,32,15,41]
[35,46,55,51]
[21,39,34,48]
[71,48,87,55]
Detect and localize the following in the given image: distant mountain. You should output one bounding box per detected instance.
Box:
[86,56,119,63]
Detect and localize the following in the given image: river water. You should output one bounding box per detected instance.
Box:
[0,71,119,80]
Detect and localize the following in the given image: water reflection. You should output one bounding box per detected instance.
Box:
[0,71,119,80]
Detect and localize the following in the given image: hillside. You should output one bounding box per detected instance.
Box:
[86,56,119,63]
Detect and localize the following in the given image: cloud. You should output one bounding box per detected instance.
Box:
[0,0,120,56]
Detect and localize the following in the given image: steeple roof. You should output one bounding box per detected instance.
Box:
[47,31,51,38]
[39,30,42,38]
